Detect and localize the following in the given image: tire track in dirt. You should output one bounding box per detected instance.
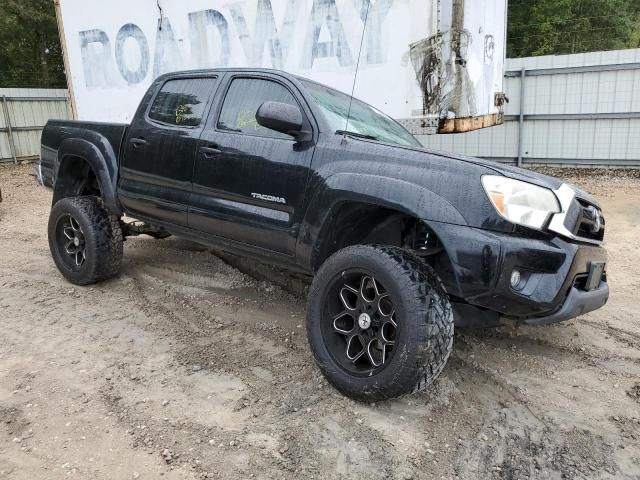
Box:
[581,319,640,349]
[111,244,522,479]
[451,355,620,479]
[475,327,640,373]
[108,255,419,479]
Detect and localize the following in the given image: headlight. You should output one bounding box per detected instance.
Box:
[482,175,561,230]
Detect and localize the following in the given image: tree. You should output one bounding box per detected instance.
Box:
[0,0,67,88]
[632,20,640,48]
[630,1,640,47]
[508,0,640,57]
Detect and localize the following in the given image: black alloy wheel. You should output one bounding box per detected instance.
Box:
[323,271,398,375]
[55,214,87,270]
[307,245,454,402]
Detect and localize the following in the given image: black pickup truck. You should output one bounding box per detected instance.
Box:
[39,68,609,401]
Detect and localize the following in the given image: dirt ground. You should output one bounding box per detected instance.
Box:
[1,163,639,480]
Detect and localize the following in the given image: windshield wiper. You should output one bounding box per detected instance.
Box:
[336,130,379,141]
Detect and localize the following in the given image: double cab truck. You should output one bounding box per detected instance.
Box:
[39,69,609,401]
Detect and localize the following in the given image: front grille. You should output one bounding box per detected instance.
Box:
[573,199,605,242]
[548,183,605,245]
[576,221,605,241]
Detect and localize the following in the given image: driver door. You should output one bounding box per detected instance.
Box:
[189,74,315,255]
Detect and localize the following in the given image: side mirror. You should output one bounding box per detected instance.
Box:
[256,101,304,139]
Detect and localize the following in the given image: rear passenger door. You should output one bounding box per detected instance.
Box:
[190,74,315,255]
[119,76,217,227]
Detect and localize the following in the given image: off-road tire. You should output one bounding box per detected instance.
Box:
[48,196,123,286]
[306,245,454,402]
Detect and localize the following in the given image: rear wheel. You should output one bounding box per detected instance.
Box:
[306,245,454,402]
[48,196,123,285]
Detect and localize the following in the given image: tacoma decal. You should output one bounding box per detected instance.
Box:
[251,193,287,204]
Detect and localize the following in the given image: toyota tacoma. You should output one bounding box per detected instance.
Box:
[38,69,609,401]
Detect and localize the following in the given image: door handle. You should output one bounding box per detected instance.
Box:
[200,146,222,156]
[130,138,148,147]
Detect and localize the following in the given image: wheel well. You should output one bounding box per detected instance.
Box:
[52,156,101,206]
[312,202,443,271]
[312,202,459,302]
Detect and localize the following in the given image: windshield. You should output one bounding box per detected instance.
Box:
[300,80,423,148]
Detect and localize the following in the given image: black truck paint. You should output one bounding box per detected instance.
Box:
[39,68,609,326]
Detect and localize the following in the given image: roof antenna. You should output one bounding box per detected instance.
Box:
[343,0,371,140]
[157,0,164,30]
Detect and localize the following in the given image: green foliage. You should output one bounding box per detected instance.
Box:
[631,3,640,48]
[0,0,66,88]
[508,0,640,57]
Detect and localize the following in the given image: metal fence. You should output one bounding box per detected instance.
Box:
[417,48,640,167]
[2,48,640,167]
[0,88,71,163]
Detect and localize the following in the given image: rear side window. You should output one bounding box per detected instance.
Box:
[148,78,214,127]
[217,78,299,139]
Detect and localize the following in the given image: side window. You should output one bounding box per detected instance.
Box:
[218,78,299,139]
[148,78,214,127]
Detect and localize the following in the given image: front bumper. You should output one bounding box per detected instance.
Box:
[524,281,609,325]
[428,221,609,324]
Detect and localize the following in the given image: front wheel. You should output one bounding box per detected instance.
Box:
[48,196,123,285]
[306,245,454,402]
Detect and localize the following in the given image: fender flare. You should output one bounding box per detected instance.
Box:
[297,173,468,270]
[53,136,121,215]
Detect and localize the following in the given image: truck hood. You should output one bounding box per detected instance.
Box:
[425,149,600,208]
[429,150,562,188]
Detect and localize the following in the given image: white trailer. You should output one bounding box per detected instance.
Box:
[54,0,507,134]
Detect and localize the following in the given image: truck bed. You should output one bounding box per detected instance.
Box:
[39,120,129,188]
